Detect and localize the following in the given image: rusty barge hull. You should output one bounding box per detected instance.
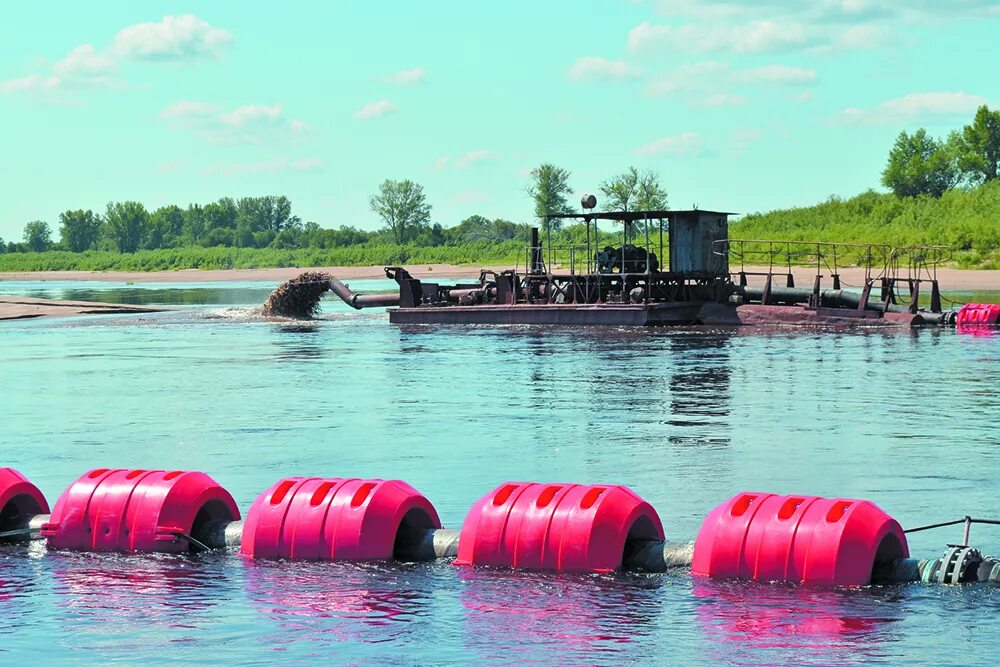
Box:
[387,302,928,327]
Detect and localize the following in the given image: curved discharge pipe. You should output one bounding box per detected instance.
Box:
[328,278,400,310]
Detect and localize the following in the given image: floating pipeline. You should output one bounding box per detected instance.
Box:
[3,467,1000,587]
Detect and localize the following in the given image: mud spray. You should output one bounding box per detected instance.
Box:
[261,272,332,318]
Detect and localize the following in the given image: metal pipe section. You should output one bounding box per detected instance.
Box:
[327,278,400,310]
[739,286,953,324]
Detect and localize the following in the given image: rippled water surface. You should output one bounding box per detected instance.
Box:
[2,279,999,665]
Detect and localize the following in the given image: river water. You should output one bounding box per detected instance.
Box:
[1,279,998,665]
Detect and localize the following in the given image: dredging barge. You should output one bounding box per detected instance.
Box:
[327,197,998,328]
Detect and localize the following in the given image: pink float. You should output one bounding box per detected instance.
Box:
[453,481,664,573]
[240,477,440,561]
[40,468,240,553]
[956,303,1000,326]
[0,468,49,534]
[692,491,908,586]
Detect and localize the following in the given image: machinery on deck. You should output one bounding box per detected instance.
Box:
[326,195,996,328]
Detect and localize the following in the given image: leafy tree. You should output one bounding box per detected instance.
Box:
[58,209,103,252]
[957,105,1000,184]
[369,179,432,243]
[881,129,959,198]
[204,198,237,230]
[601,167,641,212]
[600,167,669,212]
[0,236,5,253]
[105,201,149,253]
[183,204,208,243]
[527,163,573,232]
[147,205,185,249]
[636,171,669,211]
[23,220,52,252]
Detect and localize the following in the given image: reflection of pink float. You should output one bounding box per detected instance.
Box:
[692,492,908,586]
[691,577,889,661]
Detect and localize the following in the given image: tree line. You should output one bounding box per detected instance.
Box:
[882,105,1000,198]
[2,166,668,254]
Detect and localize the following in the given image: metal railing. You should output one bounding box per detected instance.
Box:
[713,239,952,284]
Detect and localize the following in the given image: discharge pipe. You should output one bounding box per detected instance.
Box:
[739,286,953,325]
[327,277,400,310]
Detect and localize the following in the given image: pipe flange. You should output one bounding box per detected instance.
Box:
[934,546,983,584]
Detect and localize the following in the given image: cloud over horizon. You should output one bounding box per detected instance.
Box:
[1,14,231,98]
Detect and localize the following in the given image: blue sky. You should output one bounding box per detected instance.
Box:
[2,1,999,241]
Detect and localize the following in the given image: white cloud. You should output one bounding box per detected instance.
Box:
[453,150,498,168]
[384,67,426,85]
[433,155,450,171]
[699,94,748,108]
[793,90,814,102]
[645,61,813,106]
[735,65,815,86]
[354,100,396,120]
[159,100,217,120]
[202,157,325,176]
[220,104,283,127]
[635,132,707,157]
[566,56,640,83]
[0,74,61,94]
[53,44,117,80]
[831,91,988,125]
[2,15,230,99]
[110,15,232,61]
[651,0,1000,23]
[159,101,305,143]
[628,20,810,55]
[290,158,325,171]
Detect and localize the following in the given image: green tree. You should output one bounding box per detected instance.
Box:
[105,201,149,253]
[636,170,669,211]
[527,163,573,232]
[600,167,669,212]
[601,167,640,211]
[59,209,103,252]
[957,105,1000,184]
[369,179,432,244]
[0,236,5,253]
[147,205,185,249]
[23,220,52,252]
[881,129,959,198]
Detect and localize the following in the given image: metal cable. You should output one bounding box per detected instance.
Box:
[904,517,1000,534]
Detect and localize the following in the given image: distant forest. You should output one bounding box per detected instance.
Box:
[3,106,1000,270]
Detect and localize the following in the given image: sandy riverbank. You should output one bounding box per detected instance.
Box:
[0,296,169,321]
[0,264,999,290]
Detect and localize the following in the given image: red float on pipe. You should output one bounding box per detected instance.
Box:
[40,469,240,553]
[240,477,441,561]
[0,468,49,534]
[453,482,664,573]
[956,303,1000,326]
[692,492,908,586]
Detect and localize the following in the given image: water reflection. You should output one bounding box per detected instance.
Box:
[692,578,904,666]
[460,568,664,663]
[242,560,432,649]
[271,324,328,361]
[43,550,230,657]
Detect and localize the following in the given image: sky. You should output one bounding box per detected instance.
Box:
[2,1,999,241]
